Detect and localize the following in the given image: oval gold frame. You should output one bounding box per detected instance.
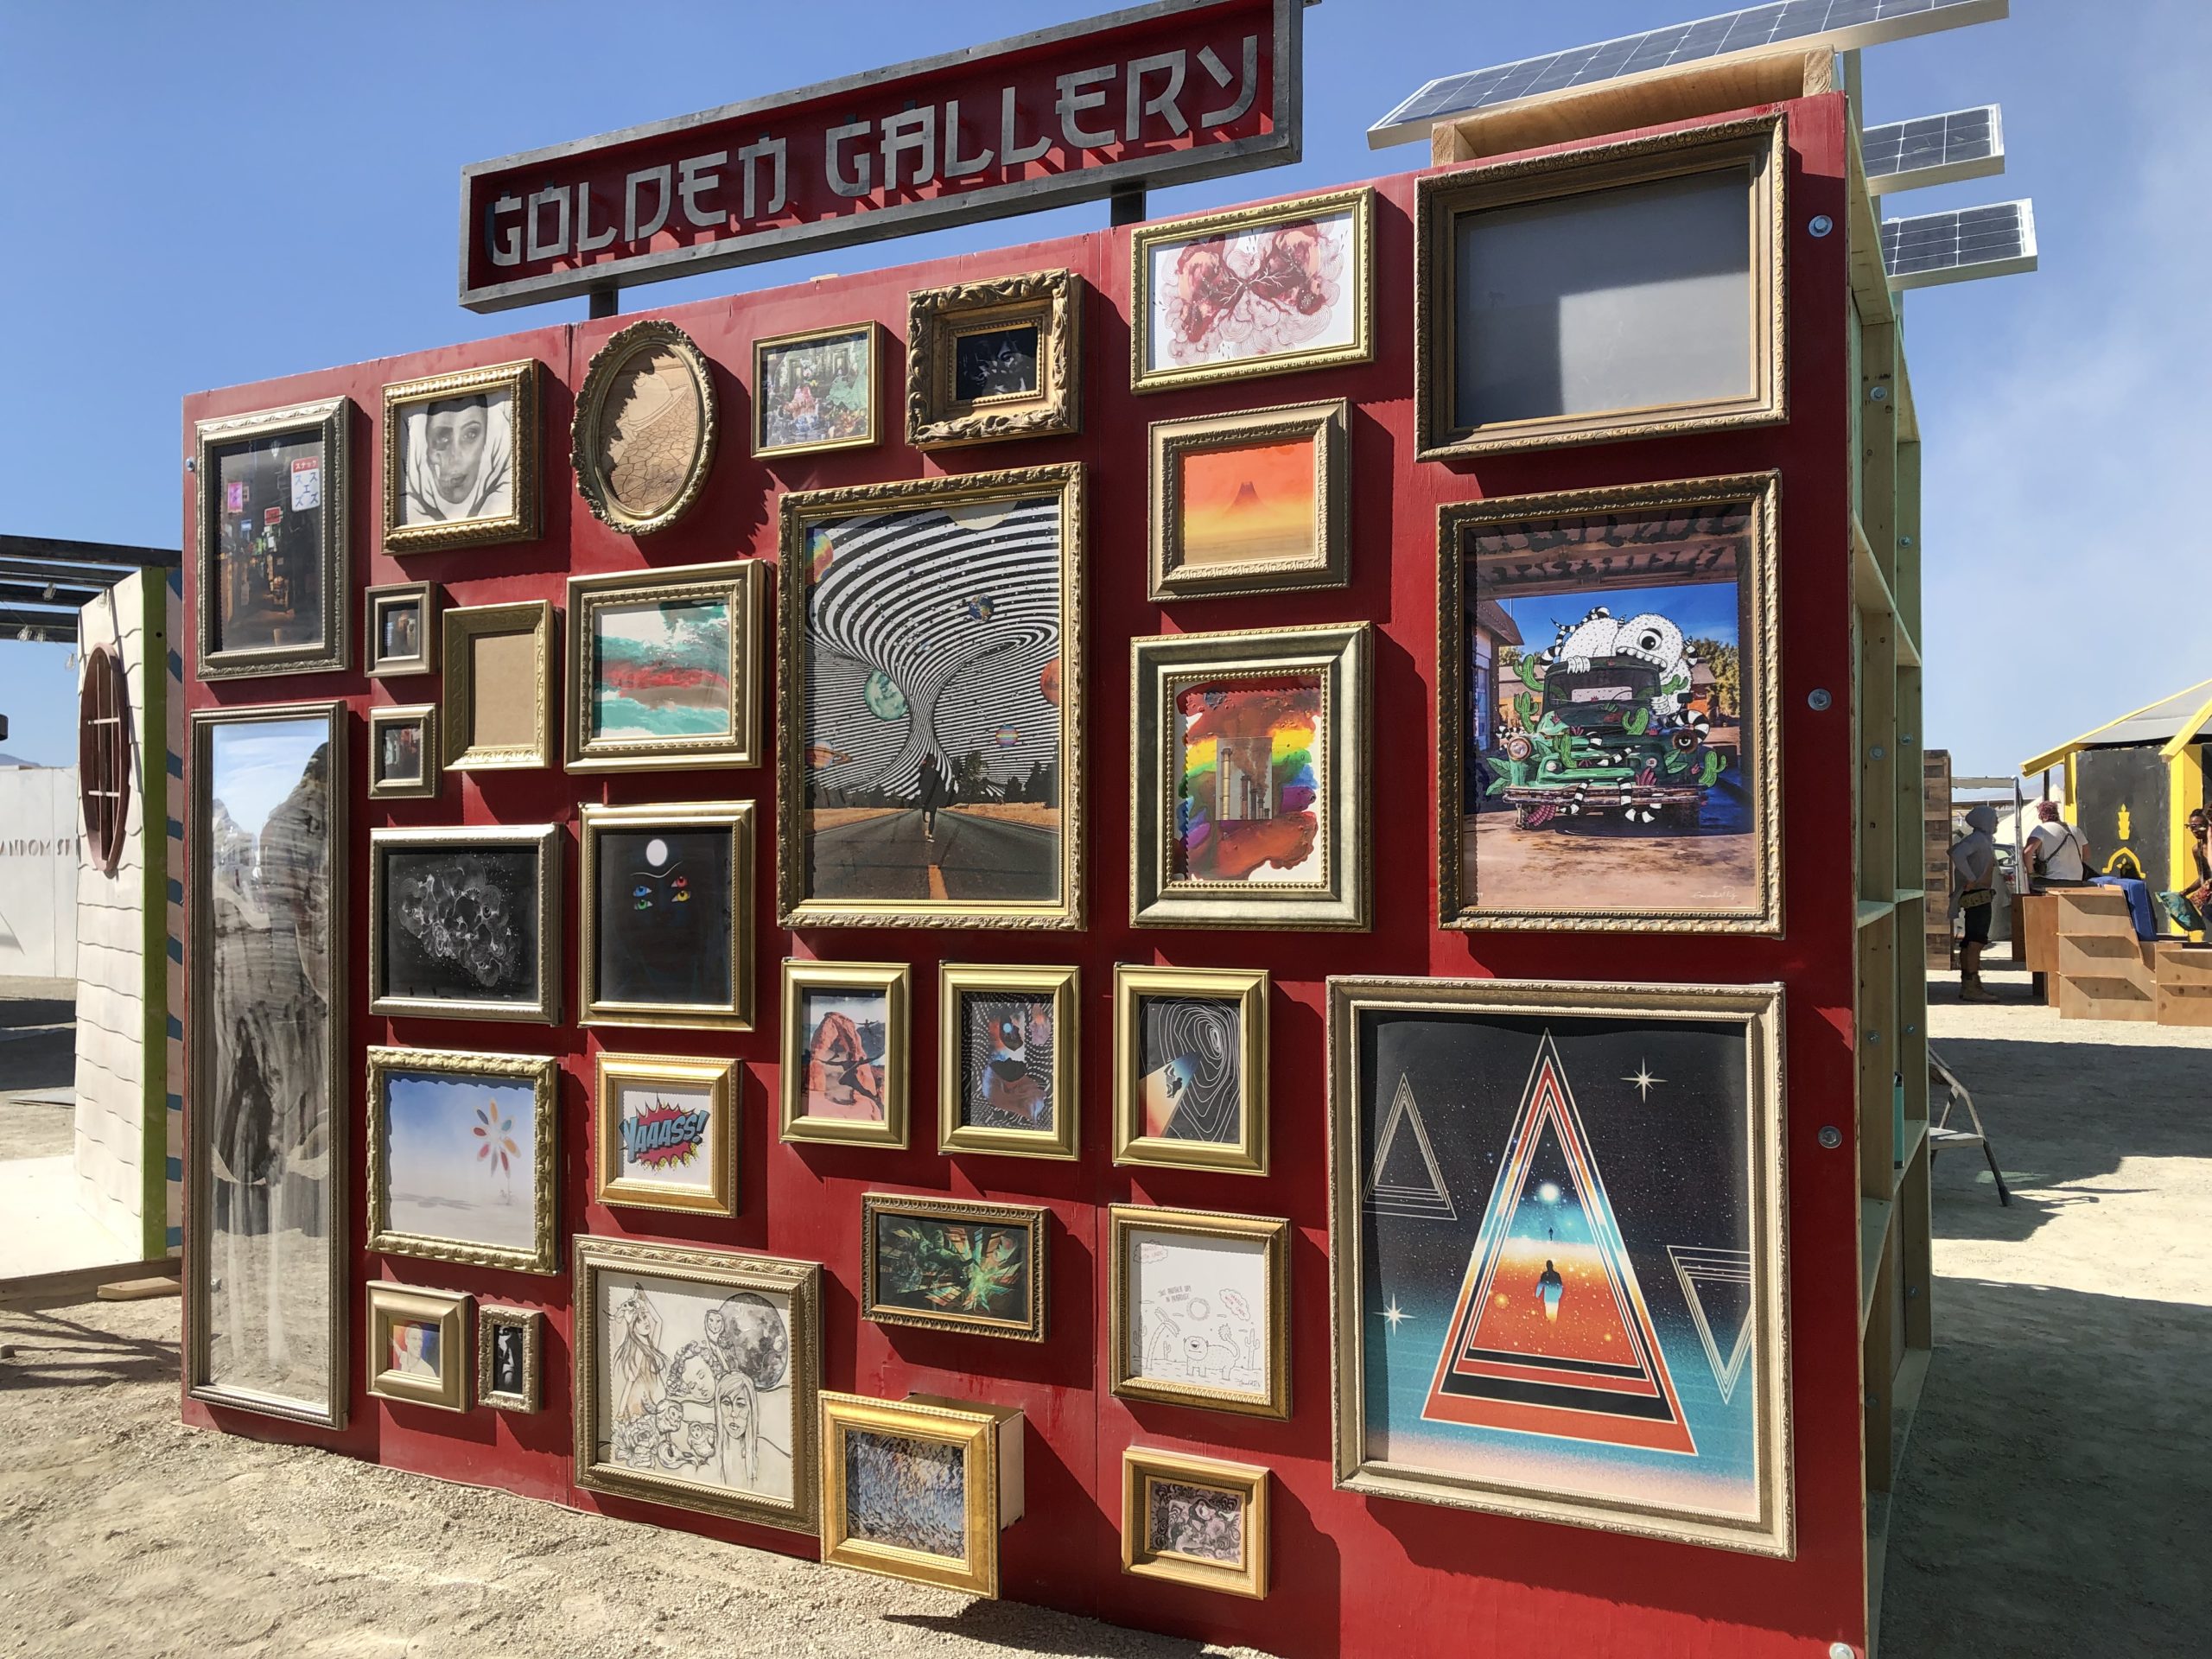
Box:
[572,318,718,535]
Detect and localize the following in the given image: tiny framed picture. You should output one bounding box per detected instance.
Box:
[194,396,351,681]
[1131,187,1375,394]
[1122,1447,1269,1600]
[381,359,541,554]
[573,318,718,536]
[365,1283,470,1413]
[366,705,437,801]
[593,1051,740,1218]
[1149,399,1349,601]
[564,561,766,772]
[861,1193,1047,1342]
[779,961,910,1147]
[754,321,880,458]
[1113,965,1268,1176]
[1109,1204,1290,1420]
[938,963,1078,1160]
[442,600,555,771]
[364,580,436,677]
[819,1392,1025,1598]
[477,1306,543,1413]
[365,1046,559,1275]
[578,800,754,1031]
[369,823,561,1023]
[906,269,1079,448]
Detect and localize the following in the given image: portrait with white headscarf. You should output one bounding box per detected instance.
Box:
[400,388,514,525]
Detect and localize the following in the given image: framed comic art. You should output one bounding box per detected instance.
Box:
[938,963,1078,1160]
[818,1393,1025,1597]
[860,1193,1048,1342]
[1109,1205,1290,1420]
[593,1052,741,1219]
[188,702,346,1428]
[779,960,909,1147]
[906,269,1079,448]
[754,321,880,458]
[1131,621,1370,931]
[365,1284,470,1414]
[777,465,1084,930]
[574,1236,823,1534]
[564,561,766,772]
[578,800,755,1030]
[1131,187,1374,394]
[368,823,561,1023]
[1148,398,1349,601]
[573,318,718,535]
[1113,965,1268,1175]
[381,359,541,553]
[365,1046,560,1275]
[1121,1447,1269,1600]
[1437,474,1782,933]
[442,600,555,772]
[1325,976,1791,1557]
[478,1306,544,1413]
[194,397,350,680]
[366,704,437,801]
[364,580,435,678]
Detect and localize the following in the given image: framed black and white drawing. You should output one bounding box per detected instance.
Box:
[368,823,561,1023]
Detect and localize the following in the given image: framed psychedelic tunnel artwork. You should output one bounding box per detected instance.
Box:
[1325,976,1789,1557]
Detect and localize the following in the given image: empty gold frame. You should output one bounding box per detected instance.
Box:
[442,600,554,771]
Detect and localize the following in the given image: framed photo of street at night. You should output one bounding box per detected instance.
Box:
[194,397,351,681]
[381,359,541,554]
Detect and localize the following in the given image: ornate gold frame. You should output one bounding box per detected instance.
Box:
[368,823,562,1023]
[1130,187,1376,394]
[441,600,555,771]
[818,1392,1019,1596]
[1324,975,1793,1558]
[776,465,1085,930]
[379,359,542,553]
[364,580,435,678]
[365,1283,470,1414]
[753,321,881,458]
[194,396,352,681]
[860,1192,1048,1341]
[366,703,438,801]
[906,269,1079,448]
[779,959,910,1147]
[938,963,1079,1160]
[572,318,719,535]
[1414,114,1789,459]
[1148,397,1350,600]
[365,1045,560,1275]
[592,1050,740,1218]
[577,800,755,1030]
[573,1236,822,1535]
[1121,1446,1270,1599]
[563,561,765,772]
[1130,621,1371,931]
[476,1306,544,1413]
[1436,472,1783,933]
[1112,965,1269,1175]
[1109,1205,1290,1418]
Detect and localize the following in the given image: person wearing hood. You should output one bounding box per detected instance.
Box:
[1950,804,2001,1002]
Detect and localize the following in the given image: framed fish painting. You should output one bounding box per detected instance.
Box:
[566,561,766,772]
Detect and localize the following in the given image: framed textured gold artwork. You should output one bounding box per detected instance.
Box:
[194,397,352,681]
[906,269,1078,448]
[818,1392,1025,1597]
[381,359,541,553]
[1122,1447,1269,1600]
[365,1046,560,1276]
[365,1283,470,1414]
[442,600,554,772]
[1148,399,1349,601]
[564,561,765,772]
[573,318,718,535]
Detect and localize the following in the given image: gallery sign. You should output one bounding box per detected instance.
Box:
[458,0,1303,312]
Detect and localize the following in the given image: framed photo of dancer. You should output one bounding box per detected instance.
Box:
[477,1306,544,1413]
[578,801,755,1031]
[381,359,541,554]
[779,960,910,1147]
[937,963,1079,1160]
[1113,965,1268,1176]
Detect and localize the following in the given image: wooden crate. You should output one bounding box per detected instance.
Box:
[2056,889,2154,1019]
[2014,892,2058,975]
[2154,945,2212,1027]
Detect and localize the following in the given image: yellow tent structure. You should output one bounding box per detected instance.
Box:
[2021,675,2212,893]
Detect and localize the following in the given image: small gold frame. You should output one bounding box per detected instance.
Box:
[364,580,436,678]
[476,1306,543,1413]
[906,269,1079,448]
[1109,1204,1291,1420]
[442,600,555,771]
[593,1051,740,1218]
[365,1045,560,1275]
[860,1193,1048,1342]
[1148,398,1350,601]
[938,963,1079,1160]
[564,561,766,772]
[365,1283,470,1414]
[577,800,755,1031]
[779,960,910,1147]
[366,704,438,801]
[1122,1447,1270,1599]
[572,318,719,535]
[380,359,542,553]
[753,321,881,458]
[1113,964,1268,1176]
[368,823,562,1023]
[818,1392,1024,1597]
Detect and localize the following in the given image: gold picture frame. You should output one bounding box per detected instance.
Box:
[779,960,909,1147]
[753,321,881,458]
[477,1306,544,1413]
[906,268,1079,448]
[593,1051,740,1218]
[365,1283,470,1414]
[1109,1204,1290,1420]
[364,580,435,678]
[564,560,766,772]
[860,1193,1048,1342]
[818,1392,1024,1597]
[1130,187,1375,394]
[1121,1447,1269,1600]
[1113,965,1268,1175]
[442,600,554,771]
[1414,114,1788,459]
[365,1046,560,1275]
[1148,398,1349,601]
[194,396,352,681]
[380,359,542,553]
[1131,621,1371,931]
[366,704,438,801]
[938,963,1079,1160]
[577,800,755,1030]
[368,823,562,1023]
[572,318,718,535]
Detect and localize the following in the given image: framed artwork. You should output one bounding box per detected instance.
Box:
[1325,976,1791,1556]
[1109,1205,1290,1420]
[478,1306,544,1413]
[777,466,1084,930]
[578,800,755,1030]
[442,600,554,771]
[194,397,350,680]
[779,960,909,1147]
[366,705,437,801]
[1131,621,1371,930]
[187,702,346,1427]
[1121,1448,1269,1600]
[1113,966,1268,1175]
[1436,474,1781,933]
[564,561,766,772]
[380,359,541,553]
[937,963,1079,1160]
[754,321,880,457]
[365,1046,559,1275]
[860,1193,1048,1342]
[593,1051,740,1218]
[572,318,718,535]
[818,1393,1025,1597]
[368,823,561,1023]
[364,580,435,678]
[1131,188,1374,394]
[1414,115,1787,458]
[906,269,1079,448]
[1148,399,1349,601]
[365,1284,470,1414]
[574,1236,822,1534]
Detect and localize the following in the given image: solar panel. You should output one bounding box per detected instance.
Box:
[1880,199,2036,289]
[1368,0,2009,147]
[1863,105,2004,194]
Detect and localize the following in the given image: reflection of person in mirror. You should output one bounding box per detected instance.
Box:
[404,393,512,524]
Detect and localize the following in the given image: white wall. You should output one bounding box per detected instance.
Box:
[0,766,79,978]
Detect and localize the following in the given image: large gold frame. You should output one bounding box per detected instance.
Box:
[1436,472,1783,933]
[194,396,352,681]
[592,1050,740,1218]
[753,321,881,459]
[906,269,1079,448]
[365,1045,560,1275]
[476,1305,544,1413]
[363,579,435,679]
[380,359,542,553]
[365,703,438,801]
[818,1392,1019,1597]
[860,1192,1048,1342]
[563,561,766,772]
[937,963,1080,1160]
[572,318,718,535]
[1147,397,1350,601]
[1109,1204,1291,1420]
[441,600,555,772]
[1324,975,1793,1558]
[1112,965,1269,1176]
[779,959,910,1147]
[368,823,562,1023]
[1121,1446,1270,1600]
[365,1283,471,1414]
[577,800,755,1030]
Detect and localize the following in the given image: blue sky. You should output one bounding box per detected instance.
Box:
[0,1,2189,780]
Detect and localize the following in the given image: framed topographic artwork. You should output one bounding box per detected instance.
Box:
[1148,399,1349,601]
[1437,474,1781,933]
[593,1052,741,1218]
[365,1046,559,1275]
[573,318,718,536]
[194,397,351,681]
[860,1193,1048,1342]
[1325,976,1791,1556]
[777,466,1084,930]
[365,1284,470,1414]
[368,823,561,1023]
[381,359,541,554]
[937,963,1079,1160]
[906,270,1078,449]
[577,800,755,1030]
[364,580,435,679]
[565,561,766,772]
[1109,1204,1290,1420]
[1113,965,1268,1176]
[188,702,346,1427]
[478,1306,544,1413]
[1121,1447,1270,1600]
[779,960,910,1147]
[754,322,880,458]
[818,1393,1024,1597]
[442,600,555,772]
[366,704,437,802]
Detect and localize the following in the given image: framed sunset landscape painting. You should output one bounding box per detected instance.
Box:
[1150,399,1347,600]
[566,561,766,772]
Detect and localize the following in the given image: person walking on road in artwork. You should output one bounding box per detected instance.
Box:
[1951,804,2001,1003]
[917,751,949,841]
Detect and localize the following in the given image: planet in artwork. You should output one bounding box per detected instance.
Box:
[712,1290,790,1392]
[864,671,908,721]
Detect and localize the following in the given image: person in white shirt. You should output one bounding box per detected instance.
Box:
[2024,799,2090,888]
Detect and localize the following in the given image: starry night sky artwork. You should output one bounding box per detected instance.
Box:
[594,828,732,1009]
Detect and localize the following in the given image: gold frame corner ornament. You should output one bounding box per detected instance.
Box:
[779,959,911,1147]
[563,561,766,772]
[365,1282,472,1414]
[365,703,440,801]
[906,269,1080,449]
[1147,397,1351,601]
[591,1050,741,1219]
[1121,1446,1271,1599]
[753,320,883,459]
[577,799,756,1031]
[1108,1203,1291,1419]
[859,1192,1049,1342]
[1112,964,1269,1175]
[572,318,719,535]
[380,358,543,554]
[817,1391,1013,1598]
[475,1305,545,1413]
[937,963,1080,1160]
[442,599,556,772]
[368,823,563,1023]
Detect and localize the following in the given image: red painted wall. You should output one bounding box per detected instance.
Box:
[182,92,1867,1658]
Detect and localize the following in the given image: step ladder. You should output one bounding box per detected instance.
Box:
[1928,1046,2009,1205]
